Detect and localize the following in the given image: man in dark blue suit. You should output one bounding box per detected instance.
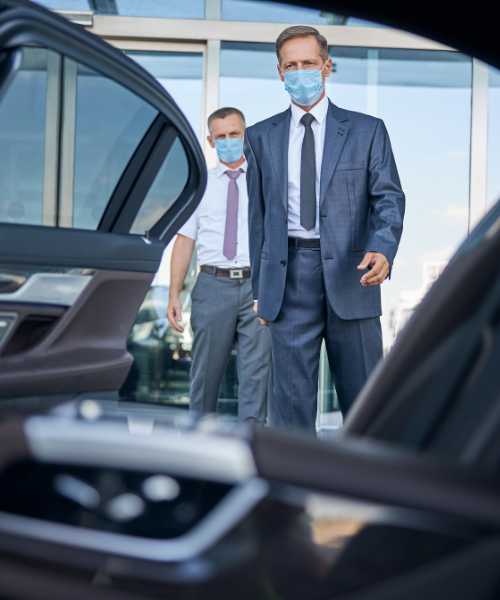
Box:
[244,25,405,432]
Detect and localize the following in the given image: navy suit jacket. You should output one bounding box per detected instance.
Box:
[244,100,405,322]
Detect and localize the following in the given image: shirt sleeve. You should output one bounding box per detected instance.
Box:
[177,207,199,240]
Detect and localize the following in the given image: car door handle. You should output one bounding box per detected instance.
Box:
[0,273,27,294]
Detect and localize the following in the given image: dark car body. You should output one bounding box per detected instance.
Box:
[0,1,500,599]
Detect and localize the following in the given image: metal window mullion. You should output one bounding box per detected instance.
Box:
[87,17,453,50]
[202,39,220,169]
[42,51,62,227]
[366,49,379,117]
[58,58,77,228]
[469,58,489,232]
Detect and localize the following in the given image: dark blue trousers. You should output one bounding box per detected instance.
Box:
[268,246,383,432]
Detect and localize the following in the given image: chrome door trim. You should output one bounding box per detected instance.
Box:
[0,478,269,562]
[24,416,258,484]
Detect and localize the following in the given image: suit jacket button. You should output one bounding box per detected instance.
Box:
[284,218,287,223]
[281,260,286,266]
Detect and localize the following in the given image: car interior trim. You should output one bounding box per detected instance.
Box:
[24,416,258,484]
[0,272,92,306]
[0,225,165,273]
[0,477,269,562]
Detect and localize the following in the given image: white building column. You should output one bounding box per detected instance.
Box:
[469,58,489,232]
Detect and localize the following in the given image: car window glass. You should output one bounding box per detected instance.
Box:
[0,47,47,226]
[72,62,158,229]
[0,46,159,230]
[130,137,189,235]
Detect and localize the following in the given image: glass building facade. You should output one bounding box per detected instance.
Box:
[32,0,499,426]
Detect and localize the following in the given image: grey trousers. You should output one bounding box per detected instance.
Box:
[189,272,272,424]
[269,247,383,432]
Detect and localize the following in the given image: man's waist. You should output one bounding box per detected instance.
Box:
[200,265,251,279]
[288,237,321,249]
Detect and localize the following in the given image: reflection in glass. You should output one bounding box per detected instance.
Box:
[125,52,204,141]
[0,47,47,226]
[487,66,500,207]
[131,137,189,235]
[73,63,158,230]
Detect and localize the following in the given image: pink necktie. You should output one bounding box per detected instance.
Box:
[223,169,243,261]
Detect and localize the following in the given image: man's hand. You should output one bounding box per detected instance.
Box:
[357,252,390,286]
[253,300,269,327]
[167,296,184,333]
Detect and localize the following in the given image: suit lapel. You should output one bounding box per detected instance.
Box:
[320,101,350,207]
[268,108,291,215]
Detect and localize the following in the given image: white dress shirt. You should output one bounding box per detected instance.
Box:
[178,159,250,268]
[287,95,329,239]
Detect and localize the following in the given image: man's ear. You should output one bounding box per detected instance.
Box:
[325,58,333,77]
[277,64,285,82]
[207,135,215,149]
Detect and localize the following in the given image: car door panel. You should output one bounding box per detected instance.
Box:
[0,1,206,398]
[0,270,154,397]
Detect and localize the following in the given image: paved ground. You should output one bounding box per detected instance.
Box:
[317,411,343,440]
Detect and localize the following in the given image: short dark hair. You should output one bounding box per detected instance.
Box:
[208,107,246,134]
[276,25,328,64]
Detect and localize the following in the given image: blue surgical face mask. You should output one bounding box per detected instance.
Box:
[284,63,326,107]
[214,138,244,164]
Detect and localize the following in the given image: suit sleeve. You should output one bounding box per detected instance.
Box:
[244,129,265,301]
[366,119,405,275]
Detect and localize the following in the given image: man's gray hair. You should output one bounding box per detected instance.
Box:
[208,107,246,134]
[276,25,328,64]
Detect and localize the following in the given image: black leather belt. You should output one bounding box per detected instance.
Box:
[288,237,321,249]
[200,265,251,279]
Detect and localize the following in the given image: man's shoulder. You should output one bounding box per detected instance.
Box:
[246,108,290,136]
[330,102,381,128]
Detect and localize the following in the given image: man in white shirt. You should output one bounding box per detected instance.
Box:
[167,108,271,424]
[245,26,405,431]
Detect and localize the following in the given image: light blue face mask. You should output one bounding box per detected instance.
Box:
[214,138,244,164]
[284,64,325,107]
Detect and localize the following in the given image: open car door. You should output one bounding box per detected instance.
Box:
[0,0,206,399]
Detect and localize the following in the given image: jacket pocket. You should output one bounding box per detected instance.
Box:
[347,174,366,253]
[261,240,269,260]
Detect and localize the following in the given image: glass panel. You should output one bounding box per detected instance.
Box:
[221,0,385,26]
[115,0,204,18]
[220,42,289,127]
[487,66,500,207]
[125,52,203,142]
[0,47,47,226]
[34,0,91,10]
[33,0,205,18]
[73,63,158,229]
[130,137,189,234]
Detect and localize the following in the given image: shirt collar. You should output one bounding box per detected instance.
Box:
[291,94,329,128]
[216,158,248,178]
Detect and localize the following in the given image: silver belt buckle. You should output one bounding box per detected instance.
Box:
[230,269,243,279]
